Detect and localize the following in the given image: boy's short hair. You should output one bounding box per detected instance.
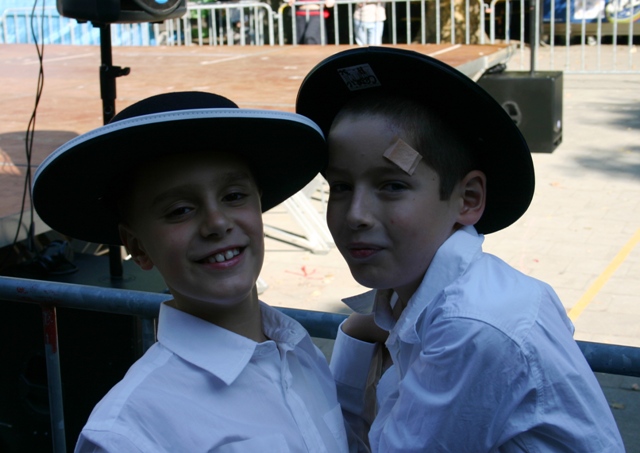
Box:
[330,92,479,200]
[297,47,535,234]
[33,91,326,246]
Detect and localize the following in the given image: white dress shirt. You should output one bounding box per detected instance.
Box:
[331,226,624,452]
[75,302,349,453]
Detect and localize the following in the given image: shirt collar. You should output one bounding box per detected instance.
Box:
[341,226,484,344]
[260,302,308,349]
[157,301,306,385]
[396,226,483,343]
[340,288,398,332]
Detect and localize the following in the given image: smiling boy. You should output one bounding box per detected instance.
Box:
[297,48,624,452]
[118,151,267,338]
[33,91,350,452]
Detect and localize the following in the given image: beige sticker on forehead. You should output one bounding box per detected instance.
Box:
[383,139,422,175]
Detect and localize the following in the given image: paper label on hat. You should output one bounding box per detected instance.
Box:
[338,64,381,91]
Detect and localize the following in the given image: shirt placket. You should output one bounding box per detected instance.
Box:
[279,344,328,453]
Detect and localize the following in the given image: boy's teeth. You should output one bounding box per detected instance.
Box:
[208,248,240,263]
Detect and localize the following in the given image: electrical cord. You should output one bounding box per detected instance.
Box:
[23,0,46,252]
[0,0,44,272]
[1,1,76,276]
[0,1,40,270]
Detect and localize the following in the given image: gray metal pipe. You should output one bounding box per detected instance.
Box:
[0,276,169,317]
[1,276,640,375]
[41,304,66,453]
[578,341,640,378]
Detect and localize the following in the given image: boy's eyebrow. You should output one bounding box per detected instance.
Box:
[150,171,254,207]
[220,171,255,185]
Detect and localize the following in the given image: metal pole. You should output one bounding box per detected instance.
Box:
[41,304,67,453]
[529,0,536,73]
[2,276,640,378]
[99,23,130,279]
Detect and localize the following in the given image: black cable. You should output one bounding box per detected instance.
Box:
[25,0,46,251]
[0,0,45,270]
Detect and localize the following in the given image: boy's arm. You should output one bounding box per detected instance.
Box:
[341,313,389,343]
[330,318,385,452]
[369,318,530,452]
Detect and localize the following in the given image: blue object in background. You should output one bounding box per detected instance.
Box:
[543,0,640,25]
[0,0,157,45]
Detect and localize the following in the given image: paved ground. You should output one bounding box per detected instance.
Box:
[259,70,640,450]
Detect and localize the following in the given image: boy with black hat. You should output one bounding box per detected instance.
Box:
[33,92,350,452]
[297,47,623,452]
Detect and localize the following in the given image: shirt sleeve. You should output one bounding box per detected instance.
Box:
[370,317,533,453]
[75,429,146,453]
[330,320,383,452]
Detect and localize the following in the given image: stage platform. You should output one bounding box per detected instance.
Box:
[0,42,514,250]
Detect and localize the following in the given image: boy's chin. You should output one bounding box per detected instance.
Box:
[348,269,387,291]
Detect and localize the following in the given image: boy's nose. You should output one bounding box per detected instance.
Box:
[345,191,373,230]
[199,207,233,238]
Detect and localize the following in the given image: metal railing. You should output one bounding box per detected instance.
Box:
[280,0,489,45]
[1,275,639,452]
[160,2,276,46]
[0,4,276,46]
[0,6,155,45]
[1,2,638,72]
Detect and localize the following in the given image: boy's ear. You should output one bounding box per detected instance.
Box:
[118,223,154,271]
[456,170,487,227]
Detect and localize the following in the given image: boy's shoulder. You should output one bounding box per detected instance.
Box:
[425,247,566,344]
[260,302,332,361]
[456,250,556,310]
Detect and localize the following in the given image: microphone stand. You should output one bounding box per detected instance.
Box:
[98,23,130,279]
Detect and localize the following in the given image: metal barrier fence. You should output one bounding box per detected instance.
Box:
[1,275,640,452]
[0,4,275,46]
[0,6,156,45]
[1,3,638,71]
[281,0,486,45]
[161,2,276,46]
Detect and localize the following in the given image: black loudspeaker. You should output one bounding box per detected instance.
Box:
[478,71,563,153]
[57,0,187,24]
[0,301,140,452]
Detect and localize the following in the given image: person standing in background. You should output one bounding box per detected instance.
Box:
[289,0,335,44]
[354,1,386,45]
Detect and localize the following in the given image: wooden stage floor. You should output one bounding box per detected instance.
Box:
[0,43,513,249]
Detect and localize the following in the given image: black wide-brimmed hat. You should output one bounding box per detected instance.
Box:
[296,47,535,234]
[33,91,326,246]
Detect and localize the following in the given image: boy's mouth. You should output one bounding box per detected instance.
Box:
[200,248,242,264]
[346,243,381,259]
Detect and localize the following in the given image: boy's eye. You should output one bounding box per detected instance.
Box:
[329,182,351,194]
[222,191,248,203]
[380,181,408,192]
[166,205,193,218]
